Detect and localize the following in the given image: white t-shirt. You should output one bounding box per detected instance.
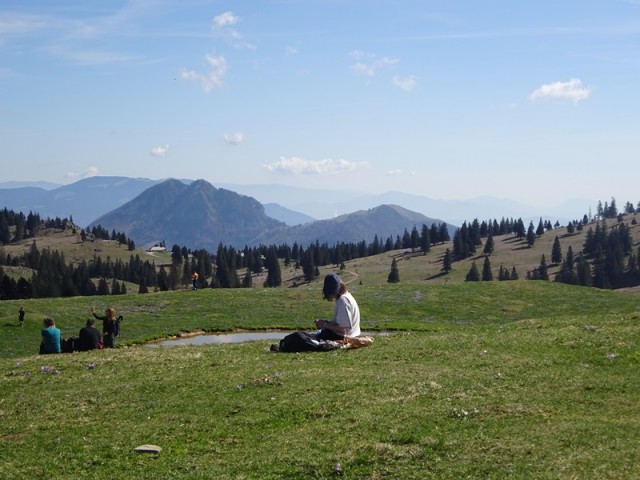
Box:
[332,291,361,337]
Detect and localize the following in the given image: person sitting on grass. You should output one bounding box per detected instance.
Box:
[78,318,102,351]
[39,317,61,354]
[314,273,361,341]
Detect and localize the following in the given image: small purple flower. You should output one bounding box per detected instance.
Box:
[87,362,96,369]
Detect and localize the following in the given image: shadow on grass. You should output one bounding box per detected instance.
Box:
[425,271,448,281]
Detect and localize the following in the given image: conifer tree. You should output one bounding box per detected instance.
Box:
[441,248,452,273]
[538,254,549,280]
[551,236,562,265]
[465,261,480,281]
[242,268,253,288]
[97,278,110,295]
[510,266,519,280]
[483,233,494,256]
[264,248,282,287]
[526,221,536,247]
[481,256,493,281]
[576,255,593,287]
[387,258,400,283]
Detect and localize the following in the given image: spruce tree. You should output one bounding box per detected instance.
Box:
[242,268,253,288]
[441,248,452,273]
[481,256,493,281]
[551,236,562,265]
[387,258,400,283]
[97,278,110,295]
[465,261,480,281]
[526,221,536,247]
[264,248,282,288]
[483,233,494,256]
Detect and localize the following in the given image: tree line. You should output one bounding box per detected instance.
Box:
[2,196,639,299]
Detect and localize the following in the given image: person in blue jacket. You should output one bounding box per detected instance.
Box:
[40,317,61,354]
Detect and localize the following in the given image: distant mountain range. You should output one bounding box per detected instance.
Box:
[0,175,598,251]
[87,179,452,251]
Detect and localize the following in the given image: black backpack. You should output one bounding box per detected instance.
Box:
[278,331,339,353]
[61,336,77,353]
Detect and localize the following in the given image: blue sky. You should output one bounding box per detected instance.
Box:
[1,0,639,208]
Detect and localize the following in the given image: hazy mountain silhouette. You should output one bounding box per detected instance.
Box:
[0,176,162,227]
[86,179,452,250]
[89,179,289,250]
[253,204,454,247]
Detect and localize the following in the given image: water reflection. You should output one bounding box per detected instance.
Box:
[149,331,386,347]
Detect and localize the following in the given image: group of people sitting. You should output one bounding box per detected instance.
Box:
[39,307,122,354]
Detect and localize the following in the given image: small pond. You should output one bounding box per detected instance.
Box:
[149,331,387,347]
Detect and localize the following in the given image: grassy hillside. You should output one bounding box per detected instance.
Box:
[3,214,640,291]
[1,215,639,478]
[1,282,639,478]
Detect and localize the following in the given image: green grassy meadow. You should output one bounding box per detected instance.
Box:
[1,279,639,479]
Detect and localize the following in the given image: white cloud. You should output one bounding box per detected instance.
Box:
[222,132,245,145]
[349,50,399,77]
[212,11,253,49]
[263,156,367,175]
[385,169,415,177]
[84,166,100,177]
[529,78,592,104]
[392,75,417,92]
[213,11,239,29]
[150,144,169,157]
[67,166,100,180]
[181,53,228,93]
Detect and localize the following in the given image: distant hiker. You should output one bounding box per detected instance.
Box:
[39,317,61,354]
[78,318,102,351]
[18,307,25,327]
[192,272,199,290]
[315,273,361,341]
[92,307,120,348]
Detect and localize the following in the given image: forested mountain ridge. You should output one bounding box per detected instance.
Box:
[88,178,454,251]
[89,179,287,251]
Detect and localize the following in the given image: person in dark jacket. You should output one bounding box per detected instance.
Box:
[78,318,102,351]
[91,307,120,348]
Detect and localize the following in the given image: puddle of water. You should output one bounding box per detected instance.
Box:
[149,331,386,347]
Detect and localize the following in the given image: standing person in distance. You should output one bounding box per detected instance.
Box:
[192,271,199,290]
[92,307,119,348]
[18,307,25,327]
[39,317,61,354]
[315,273,361,341]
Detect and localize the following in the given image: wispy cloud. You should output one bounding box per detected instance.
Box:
[150,144,169,157]
[181,53,228,93]
[349,50,399,77]
[212,11,253,49]
[65,166,100,180]
[264,156,367,175]
[392,75,418,92]
[529,78,592,103]
[222,132,245,145]
[385,169,415,177]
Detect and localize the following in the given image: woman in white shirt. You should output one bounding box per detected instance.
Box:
[315,273,361,340]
